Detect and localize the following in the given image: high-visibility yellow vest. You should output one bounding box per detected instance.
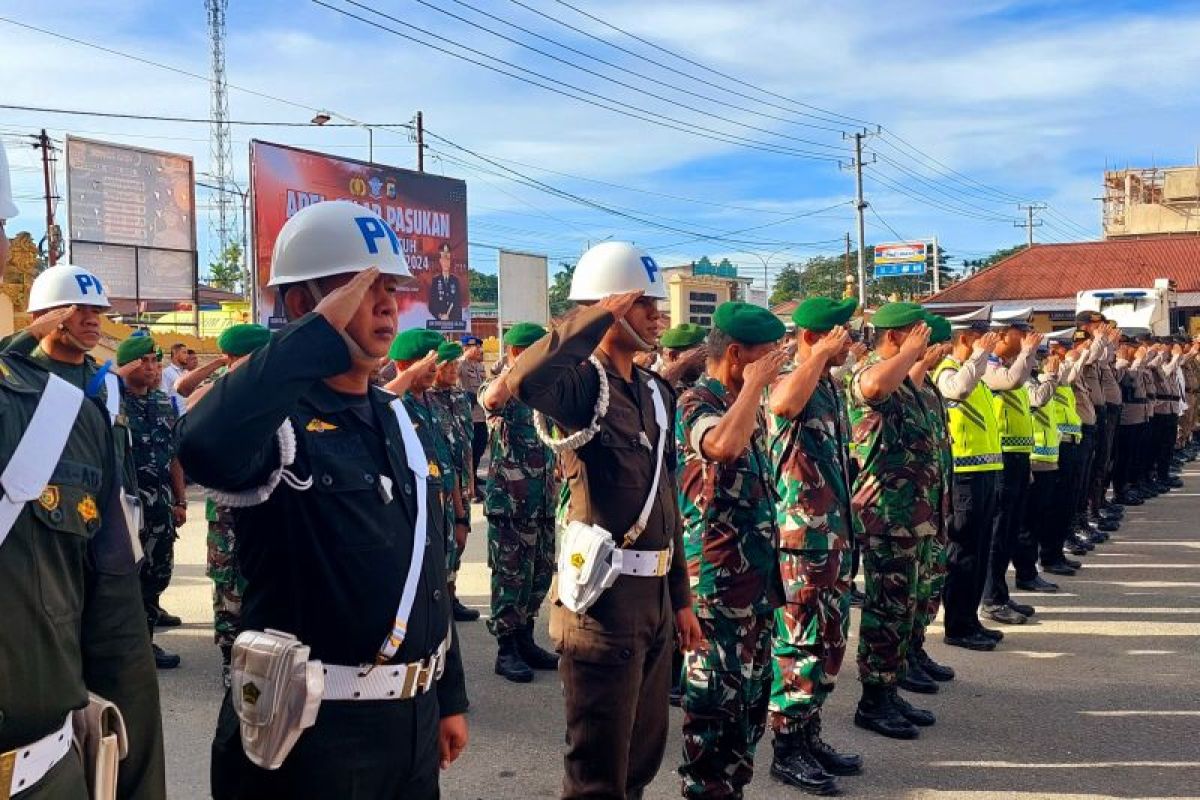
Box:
[1053,385,1082,441]
[992,381,1033,454]
[934,357,1003,472]
[1031,402,1060,463]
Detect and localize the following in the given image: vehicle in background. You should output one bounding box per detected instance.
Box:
[1076,278,1179,336]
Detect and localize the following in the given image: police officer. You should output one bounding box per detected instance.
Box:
[429,242,462,323]
[935,311,1004,651]
[179,201,468,798]
[506,241,701,799]
[480,322,560,683]
[766,297,862,793]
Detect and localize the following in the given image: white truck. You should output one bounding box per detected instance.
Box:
[1076,278,1178,337]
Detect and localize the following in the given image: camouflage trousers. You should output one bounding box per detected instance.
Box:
[769,548,852,734]
[911,528,950,654]
[857,531,933,687]
[139,504,176,627]
[680,612,773,800]
[442,492,460,582]
[486,516,555,638]
[206,505,245,649]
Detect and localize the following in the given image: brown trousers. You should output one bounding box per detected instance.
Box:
[550,575,675,800]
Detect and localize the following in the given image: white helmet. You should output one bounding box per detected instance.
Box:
[268,200,412,286]
[27,263,112,313]
[569,241,667,301]
[0,143,18,220]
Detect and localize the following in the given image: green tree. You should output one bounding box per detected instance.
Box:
[468,268,497,304]
[769,263,804,306]
[962,244,1024,275]
[207,242,243,293]
[549,261,576,318]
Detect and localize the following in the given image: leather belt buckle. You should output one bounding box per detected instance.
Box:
[0,748,14,800]
[656,549,669,575]
[414,662,433,694]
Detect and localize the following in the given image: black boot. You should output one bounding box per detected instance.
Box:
[915,648,955,681]
[900,653,939,694]
[515,622,559,670]
[854,684,918,740]
[806,713,862,776]
[152,642,180,670]
[452,597,480,622]
[494,635,534,683]
[890,688,936,726]
[770,730,841,795]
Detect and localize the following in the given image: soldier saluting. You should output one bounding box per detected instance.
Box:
[179,201,467,799]
[505,241,702,799]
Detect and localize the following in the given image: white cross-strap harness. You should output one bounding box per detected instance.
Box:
[0,713,73,799]
[0,374,85,548]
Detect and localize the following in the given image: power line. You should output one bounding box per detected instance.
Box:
[864,167,1014,222]
[0,103,411,128]
[868,204,907,243]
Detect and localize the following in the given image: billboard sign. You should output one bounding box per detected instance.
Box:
[250,140,469,331]
[498,250,549,327]
[873,241,927,277]
[65,136,197,304]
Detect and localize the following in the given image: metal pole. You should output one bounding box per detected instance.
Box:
[38,130,57,265]
[1027,205,1034,248]
[932,235,940,294]
[843,232,850,299]
[853,132,867,307]
[416,111,424,173]
[368,127,374,164]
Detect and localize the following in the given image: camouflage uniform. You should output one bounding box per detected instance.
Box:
[123,387,180,628]
[767,372,854,734]
[206,499,244,649]
[404,392,459,576]
[481,379,557,638]
[428,385,475,516]
[676,375,783,799]
[911,376,952,656]
[847,353,940,687]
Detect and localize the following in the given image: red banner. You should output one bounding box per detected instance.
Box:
[250,140,469,331]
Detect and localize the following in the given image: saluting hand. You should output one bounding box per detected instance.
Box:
[848,342,868,362]
[24,305,77,341]
[974,331,1000,355]
[1021,331,1044,352]
[314,267,380,332]
[596,289,644,321]
[813,327,851,363]
[899,322,931,359]
[743,347,789,390]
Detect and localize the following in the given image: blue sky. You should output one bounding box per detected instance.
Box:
[3,0,1199,290]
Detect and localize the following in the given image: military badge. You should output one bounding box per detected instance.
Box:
[428,462,441,478]
[570,552,585,569]
[38,486,60,511]
[77,494,100,524]
[306,418,339,432]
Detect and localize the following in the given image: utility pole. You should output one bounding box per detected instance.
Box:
[34,129,60,265]
[843,232,851,299]
[931,235,941,294]
[842,129,878,307]
[1016,203,1046,248]
[416,111,425,172]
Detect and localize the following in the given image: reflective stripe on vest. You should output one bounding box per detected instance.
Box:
[935,357,1003,473]
[992,384,1033,454]
[953,452,1003,469]
[1031,406,1060,463]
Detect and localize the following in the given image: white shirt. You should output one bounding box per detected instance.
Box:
[161,363,187,412]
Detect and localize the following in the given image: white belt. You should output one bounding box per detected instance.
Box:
[612,548,671,577]
[322,633,451,702]
[2,713,73,799]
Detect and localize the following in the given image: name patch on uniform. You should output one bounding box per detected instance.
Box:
[39,486,60,512]
[306,418,339,433]
[77,494,99,524]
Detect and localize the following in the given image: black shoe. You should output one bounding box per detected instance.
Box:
[976,624,1004,642]
[1065,541,1090,556]
[806,714,863,777]
[494,636,534,683]
[849,587,866,608]
[1088,529,1110,545]
[152,643,180,670]
[1092,518,1119,533]
[452,598,481,622]
[943,631,996,651]
[1166,476,1184,488]
[1098,508,1123,521]
[515,623,559,670]
[1071,534,1096,552]
[1115,491,1144,506]
[1043,561,1078,577]
[1061,556,1083,569]
[984,604,1028,624]
[854,686,919,740]
[890,689,936,726]
[1015,576,1058,593]
[1102,500,1125,513]
[1007,599,1036,617]
[154,608,182,628]
[900,655,939,694]
[915,649,955,681]
[770,731,841,794]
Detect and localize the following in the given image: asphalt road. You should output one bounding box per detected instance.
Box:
[156,476,1200,799]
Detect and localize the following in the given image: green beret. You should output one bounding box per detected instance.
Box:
[217,323,271,357]
[791,297,858,332]
[437,341,463,363]
[503,322,547,348]
[117,335,156,366]
[660,323,708,349]
[712,301,786,344]
[388,328,444,361]
[154,347,164,362]
[925,313,951,344]
[872,302,926,330]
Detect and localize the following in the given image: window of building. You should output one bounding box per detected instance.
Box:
[689,303,716,314]
[689,291,718,303]
[691,315,712,326]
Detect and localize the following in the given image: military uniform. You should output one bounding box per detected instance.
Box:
[123,386,180,628]
[428,383,475,539]
[206,499,244,651]
[179,313,467,799]
[405,392,460,578]
[429,272,462,322]
[508,305,690,799]
[910,376,952,659]
[676,374,782,798]
[481,377,557,638]
[0,352,165,799]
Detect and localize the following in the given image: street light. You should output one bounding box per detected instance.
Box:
[198,173,252,317]
[311,112,331,126]
[745,247,791,306]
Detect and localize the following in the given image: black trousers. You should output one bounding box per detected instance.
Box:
[212,691,441,799]
[1090,406,1120,508]
[471,420,487,484]
[1112,423,1142,495]
[943,470,999,637]
[983,453,1031,607]
[1020,470,1056,581]
[1046,440,1082,565]
[1075,425,1098,518]
[1153,413,1178,481]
